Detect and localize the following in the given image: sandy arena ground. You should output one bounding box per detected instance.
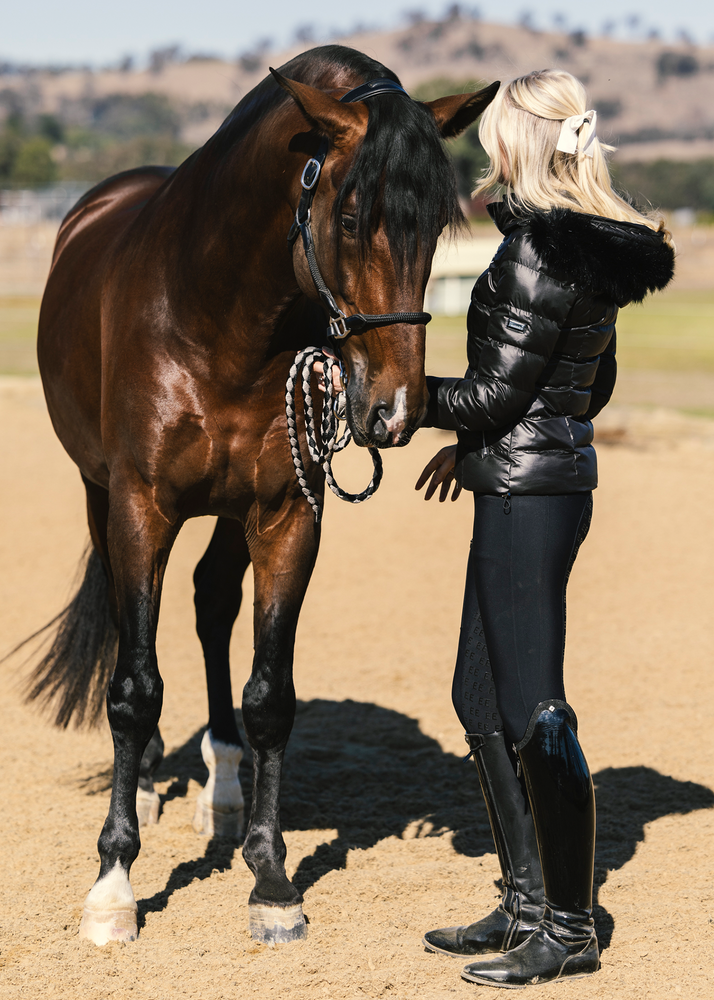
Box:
[0,377,713,1000]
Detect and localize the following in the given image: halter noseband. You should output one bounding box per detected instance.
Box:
[287,78,432,342]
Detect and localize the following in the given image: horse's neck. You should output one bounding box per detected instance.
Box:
[158,112,302,346]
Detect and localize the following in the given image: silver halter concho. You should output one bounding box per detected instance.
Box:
[284,78,432,523]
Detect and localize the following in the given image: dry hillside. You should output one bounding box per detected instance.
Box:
[2,16,713,160]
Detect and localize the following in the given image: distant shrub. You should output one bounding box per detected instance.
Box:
[453,40,485,60]
[56,135,193,183]
[0,120,57,186]
[89,93,180,141]
[656,51,699,80]
[11,136,57,184]
[0,129,22,182]
[596,99,623,121]
[612,158,714,212]
[411,76,485,102]
[148,46,181,75]
[238,52,263,73]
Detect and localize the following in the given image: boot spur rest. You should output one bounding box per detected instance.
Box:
[461,701,599,987]
[423,730,544,957]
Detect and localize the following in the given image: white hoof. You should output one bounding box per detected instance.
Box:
[192,799,244,838]
[249,903,307,945]
[192,729,245,838]
[136,787,161,827]
[79,906,138,945]
[78,862,138,946]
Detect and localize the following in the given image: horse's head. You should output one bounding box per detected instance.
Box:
[274,67,498,448]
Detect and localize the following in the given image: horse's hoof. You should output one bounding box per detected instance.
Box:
[249,903,307,945]
[192,800,244,838]
[79,905,138,945]
[78,861,138,946]
[136,787,161,827]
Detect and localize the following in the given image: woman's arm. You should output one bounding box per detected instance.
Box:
[424,253,578,433]
[584,331,616,420]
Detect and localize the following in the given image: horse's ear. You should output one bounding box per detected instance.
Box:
[424,81,500,139]
[270,68,365,144]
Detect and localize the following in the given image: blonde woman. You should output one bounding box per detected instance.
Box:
[417,69,674,988]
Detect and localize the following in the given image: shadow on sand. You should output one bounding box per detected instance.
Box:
[119,698,713,945]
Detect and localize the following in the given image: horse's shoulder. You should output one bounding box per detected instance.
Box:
[55,167,175,256]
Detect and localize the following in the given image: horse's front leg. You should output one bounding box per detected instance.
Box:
[79,486,177,945]
[241,506,320,945]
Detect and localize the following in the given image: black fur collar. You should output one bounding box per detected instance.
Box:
[489,202,675,305]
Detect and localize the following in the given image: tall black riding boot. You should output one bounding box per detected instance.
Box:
[462,701,599,987]
[424,730,544,957]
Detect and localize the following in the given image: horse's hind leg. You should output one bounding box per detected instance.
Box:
[79,485,177,945]
[136,729,164,825]
[192,517,251,838]
[85,475,164,828]
[241,507,319,944]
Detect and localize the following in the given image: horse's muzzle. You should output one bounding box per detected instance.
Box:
[349,391,412,449]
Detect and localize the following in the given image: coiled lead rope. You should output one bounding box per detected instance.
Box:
[285,347,383,522]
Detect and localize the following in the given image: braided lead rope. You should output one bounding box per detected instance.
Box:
[285,347,383,522]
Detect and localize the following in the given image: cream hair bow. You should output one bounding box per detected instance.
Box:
[556,110,598,157]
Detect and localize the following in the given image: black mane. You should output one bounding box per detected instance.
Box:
[222,45,464,271]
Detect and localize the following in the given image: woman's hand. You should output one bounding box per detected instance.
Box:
[415,445,462,502]
[313,350,344,393]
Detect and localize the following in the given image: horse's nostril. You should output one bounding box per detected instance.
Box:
[377,402,406,445]
[372,410,390,444]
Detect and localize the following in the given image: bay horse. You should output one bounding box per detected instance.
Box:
[32,44,497,946]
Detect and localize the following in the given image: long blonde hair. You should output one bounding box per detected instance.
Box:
[475,69,669,239]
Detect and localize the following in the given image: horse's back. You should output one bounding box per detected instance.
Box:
[39,167,174,484]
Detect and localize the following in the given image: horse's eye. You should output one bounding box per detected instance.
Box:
[341,215,357,236]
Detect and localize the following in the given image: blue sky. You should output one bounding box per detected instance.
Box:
[3,0,714,66]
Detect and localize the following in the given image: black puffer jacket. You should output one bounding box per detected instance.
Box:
[424,201,675,494]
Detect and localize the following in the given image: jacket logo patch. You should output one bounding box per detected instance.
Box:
[506,318,527,332]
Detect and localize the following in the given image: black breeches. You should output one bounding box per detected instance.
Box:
[452,492,593,746]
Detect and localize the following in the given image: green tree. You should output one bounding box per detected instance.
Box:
[612,159,714,213]
[12,137,57,185]
[0,130,22,182]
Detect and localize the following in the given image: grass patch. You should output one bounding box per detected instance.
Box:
[2,288,713,379]
[0,297,41,374]
[426,288,714,375]
[0,296,41,340]
[680,407,714,419]
[616,288,714,371]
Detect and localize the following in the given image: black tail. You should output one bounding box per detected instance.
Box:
[14,544,118,728]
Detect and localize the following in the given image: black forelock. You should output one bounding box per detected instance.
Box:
[333,94,464,270]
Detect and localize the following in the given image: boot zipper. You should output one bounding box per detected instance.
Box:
[513,744,521,777]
